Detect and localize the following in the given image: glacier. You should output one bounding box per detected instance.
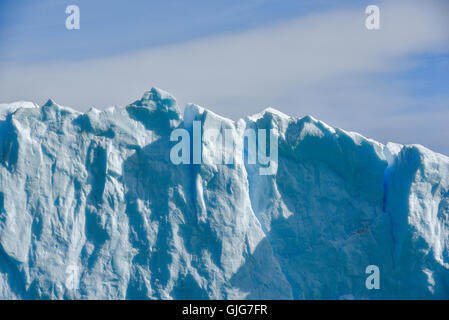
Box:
[0,87,448,299]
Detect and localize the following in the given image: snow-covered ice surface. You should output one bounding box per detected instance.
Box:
[0,88,448,299]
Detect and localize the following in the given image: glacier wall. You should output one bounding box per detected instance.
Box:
[0,88,448,299]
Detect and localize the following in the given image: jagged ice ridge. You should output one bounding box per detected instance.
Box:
[0,88,448,299]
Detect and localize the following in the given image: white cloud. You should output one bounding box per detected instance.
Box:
[0,0,448,153]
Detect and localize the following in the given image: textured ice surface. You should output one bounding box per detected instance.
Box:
[0,88,448,299]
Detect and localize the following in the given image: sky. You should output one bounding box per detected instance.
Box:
[0,0,448,155]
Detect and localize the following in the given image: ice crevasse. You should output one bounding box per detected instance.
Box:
[0,87,448,299]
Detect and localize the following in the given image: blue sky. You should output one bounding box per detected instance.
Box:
[0,0,448,155]
[0,0,367,63]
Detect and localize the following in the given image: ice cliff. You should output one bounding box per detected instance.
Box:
[0,88,448,299]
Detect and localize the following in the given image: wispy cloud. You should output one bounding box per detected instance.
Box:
[0,0,448,153]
